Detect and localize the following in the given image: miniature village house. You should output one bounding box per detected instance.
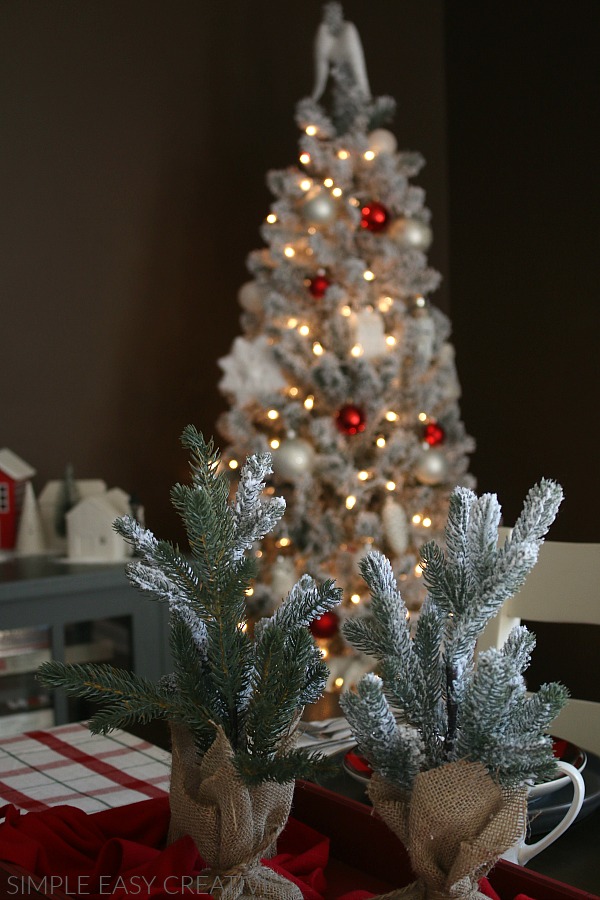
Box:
[0,448,36,550]
[66,488,133,562]
[38,478,107,553]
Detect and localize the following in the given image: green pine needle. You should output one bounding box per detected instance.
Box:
[234,747,338,786]
[37,661,176,729]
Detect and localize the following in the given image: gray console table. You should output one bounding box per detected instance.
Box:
[0,555,171,727]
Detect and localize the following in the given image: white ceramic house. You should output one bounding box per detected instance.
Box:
[66,491,133,563]
[38,479,106,553]
[105,486,132,517]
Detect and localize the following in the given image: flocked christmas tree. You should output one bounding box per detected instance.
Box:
[217,3,474,682]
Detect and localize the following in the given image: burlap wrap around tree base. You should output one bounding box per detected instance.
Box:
[167,724,302,900]
[367,760,528,900]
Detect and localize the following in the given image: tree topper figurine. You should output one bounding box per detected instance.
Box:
[312,2,371,101]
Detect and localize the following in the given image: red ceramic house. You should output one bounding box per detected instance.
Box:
[0,448,36,550]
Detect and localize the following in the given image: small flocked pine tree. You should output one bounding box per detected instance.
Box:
[340,479,568,791]
[38,427,341,786]
[217,4,474,682]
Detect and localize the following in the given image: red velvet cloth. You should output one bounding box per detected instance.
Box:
[479,876,536,900]
[0,797,352,899]
[0,798,536,900]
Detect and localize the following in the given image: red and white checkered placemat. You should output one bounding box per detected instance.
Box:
[0,723,170,814]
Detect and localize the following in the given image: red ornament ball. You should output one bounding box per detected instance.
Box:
[336,404,366,435]
[308,274,331,298]
[360,201,390,233]
[423,421,446,446]
[310,610,340,639]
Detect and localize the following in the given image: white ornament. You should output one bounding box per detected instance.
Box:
[272,438,315,481]
[438,342,455,366]
[438,342,462,402]
[312,5,370,101]
[367,128,397,156]
[412,315,436,365]
[389,217,433,251]
[414,448,448,486]
[382,498,409,554]
[218,336,286,406]
[301,191,338,226]
[237,280,262,313]
[353,309,387,360]
[270,556,298,604]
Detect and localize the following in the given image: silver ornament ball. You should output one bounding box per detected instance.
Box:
[301,191,338,226]
[389,217,433,251]
[367,128,398,156]
[383,498,409,554]
[237,280,262,312]
[414,448,448,485]
[273,438,315,481]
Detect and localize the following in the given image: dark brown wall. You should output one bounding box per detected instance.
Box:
[2,1,597,544]
[444,1,600,700]
[2,1,597,701]
[445,1,600,541]
[0,0,449,541]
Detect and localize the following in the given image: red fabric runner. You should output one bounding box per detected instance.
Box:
[0,797,536,900]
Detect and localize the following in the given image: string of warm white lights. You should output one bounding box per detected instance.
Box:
[217,39,475,684]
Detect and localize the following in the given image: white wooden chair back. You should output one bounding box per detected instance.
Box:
[478,527,600,755]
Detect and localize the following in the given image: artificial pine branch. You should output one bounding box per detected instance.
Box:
[501,625,536,674]
[267,575,342,631]
[379,653,423,726]
[234,747,338,787]
[245,627,312,758]
[39,429,341,786]
[299,656,330,706]
[341,481,569,791]
[342,616,386,659]
[412,602,446,761]
[37,662,181,732]
[343,674,424,791]
[167,617,228,749]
